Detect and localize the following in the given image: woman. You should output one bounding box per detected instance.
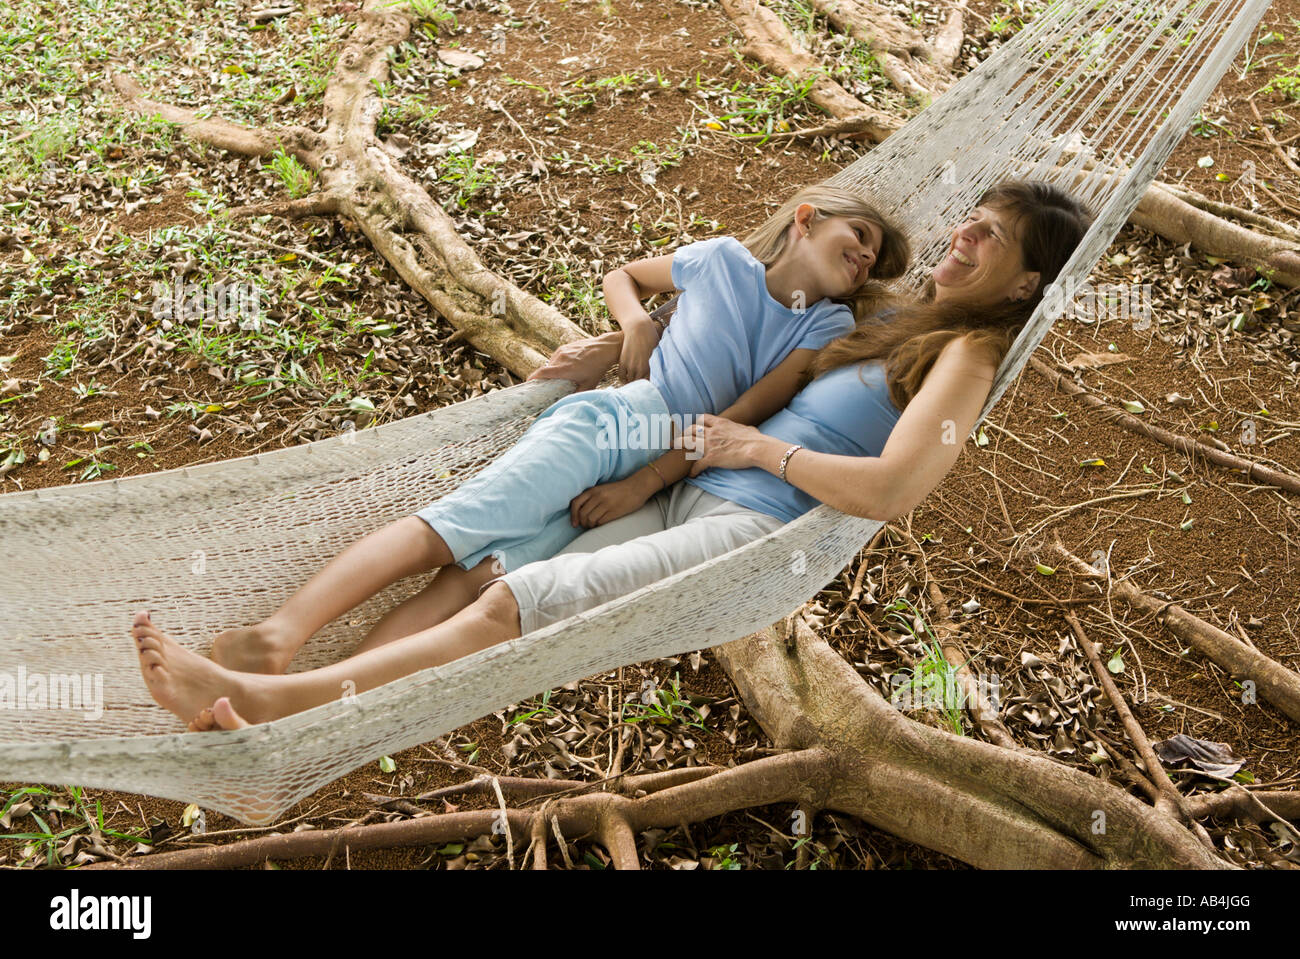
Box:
[132,181,1091,730]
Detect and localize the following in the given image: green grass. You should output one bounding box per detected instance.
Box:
[542,261,607,330]
[0,117,77,184]
[1259,59,1300,101]
[621,673,706,729]
[437,152,497,208]
[268,149,315,199]
[395,0,457,33]
[2,784,150,867]
[884,598,968,735]
[711,73,821,142]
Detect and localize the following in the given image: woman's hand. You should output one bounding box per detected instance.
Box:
[527,331,623,392]
[676,414,763,477]
[617,320,659,383]
[570,475,655,528]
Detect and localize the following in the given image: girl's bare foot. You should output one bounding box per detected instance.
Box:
[188,697,252,732]
[133,612,274,727]
[210,620,302,674]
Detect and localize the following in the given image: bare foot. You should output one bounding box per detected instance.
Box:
[210,620,301,674]
[133,612,273,728]
[187,697,252,732]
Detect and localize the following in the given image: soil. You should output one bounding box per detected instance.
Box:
[1,0,1298,870]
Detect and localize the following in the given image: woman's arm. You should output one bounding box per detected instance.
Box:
[685,335,999,522]
[526,330,626,392]
[619,347,820,501]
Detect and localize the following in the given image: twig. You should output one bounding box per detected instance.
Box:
[1030,356,1300,496]
[1064,611,1216,852]
[1054,539,1300,723]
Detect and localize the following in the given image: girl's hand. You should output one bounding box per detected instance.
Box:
[528,331,623,392]
[618,321,659,383]
[676,414,763,477]
[570,476,653,528]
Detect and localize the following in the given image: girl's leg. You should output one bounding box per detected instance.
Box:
[134,583,523,727]
[352,557,500,654]
[354,493,674,654]
[210,516,454,674]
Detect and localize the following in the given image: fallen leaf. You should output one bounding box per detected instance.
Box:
[1153,733,1244,779]
[1064,351,1132,370]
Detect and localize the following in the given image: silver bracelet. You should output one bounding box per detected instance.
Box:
[778,444,803,483]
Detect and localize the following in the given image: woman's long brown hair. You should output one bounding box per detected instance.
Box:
[805,181,1093,410]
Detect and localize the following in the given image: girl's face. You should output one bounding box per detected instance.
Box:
[801,213,885,298]
[932,205,1040,306]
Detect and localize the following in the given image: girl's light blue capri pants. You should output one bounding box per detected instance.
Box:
[415,379,674,573]
[498,482,785,635]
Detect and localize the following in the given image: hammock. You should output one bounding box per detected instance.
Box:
[0,0,1270,824]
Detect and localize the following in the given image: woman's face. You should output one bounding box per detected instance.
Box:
[932,204,1040,307]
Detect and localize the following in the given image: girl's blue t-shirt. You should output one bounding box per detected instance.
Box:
[648,236,855,420]
[686,359,903,523]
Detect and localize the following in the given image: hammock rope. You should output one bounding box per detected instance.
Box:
[0,0,1271,824]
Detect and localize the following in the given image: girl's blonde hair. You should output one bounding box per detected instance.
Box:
[741,185,910,322]
[806,180,1093,410]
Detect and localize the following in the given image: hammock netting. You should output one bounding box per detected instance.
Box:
[0,0,1270,823]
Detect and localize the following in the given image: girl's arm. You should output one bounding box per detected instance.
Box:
[685,335,999,521]
[604,254,675,382]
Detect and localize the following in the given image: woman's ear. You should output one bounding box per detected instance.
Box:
[1014,271,1042,301]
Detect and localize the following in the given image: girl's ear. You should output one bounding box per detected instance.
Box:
[793,202,817,239]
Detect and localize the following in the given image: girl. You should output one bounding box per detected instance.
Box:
[203,185,908,674]
[133,181,1092,730]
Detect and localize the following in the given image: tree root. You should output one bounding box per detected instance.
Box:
[809,0,955,95]
[1133,181,1300,287]
[711,616,1229,868]
[720,0,903,142]
[112,0,589,380]
[1054,540,1300,725]
[94,749,829,869]
[1029,356,1300,497]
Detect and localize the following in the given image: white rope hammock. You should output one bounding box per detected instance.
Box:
[0,0,1270,824]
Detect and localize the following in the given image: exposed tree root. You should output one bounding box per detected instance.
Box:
[1054,541,1300,725]
[1029,356,1300,497]
[721,0,903,142]
[112,0,589,380]
[711,617,1229,868]
[1134,182,1300,287]
[932,1,968,71]
[809,0,955,96]
[96,748,829,869]
[1157,181,1300,244]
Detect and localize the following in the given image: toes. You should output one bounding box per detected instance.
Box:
[135,633,164,655]
[212,697,250,730]
[188,707,216,732]
[132,624,163,644]
[138,648,166,673]
[132,610,153,629]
